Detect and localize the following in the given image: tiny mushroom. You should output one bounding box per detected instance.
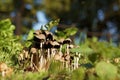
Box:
[63,38,72,55]
[50,41,60,57]
[22,47,29,60]
[30,47,38,67]
[18,47,29,65]
[64,54,71,69]
[0,63,13,77]
[63,38,72,44]
[51,40,60,49]
[58,38,65,57]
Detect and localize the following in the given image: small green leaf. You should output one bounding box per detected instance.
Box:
[64,27,78,36]
[46,19,60,31]
[27,30,34,40]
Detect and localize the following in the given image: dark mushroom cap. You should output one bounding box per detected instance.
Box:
[44,41,60,49]
[63,38,72,44]
[44,41,53,49]
[51,41,60,48]
[46,33,54,41]
[33,30,42,35]
[42,30,53,41]
[34,34,46,42]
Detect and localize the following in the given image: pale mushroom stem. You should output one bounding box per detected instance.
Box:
[30,54,33,67]
[40,55,43,70]
[66,44,69,55]
[66,45,70,69]
[39,42,45,70]
[76,52,79,69]
[59,45,62,57]
[40,43,43,49]
[76,57,79,69]
[47,48,50,59]
[51,48,56,58]
[40,43,43,57]
[74,56,76,70]
[2,71,5,77]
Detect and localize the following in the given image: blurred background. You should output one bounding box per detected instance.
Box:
[0,0,120,45]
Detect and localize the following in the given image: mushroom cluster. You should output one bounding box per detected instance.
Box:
[19,30,80,71]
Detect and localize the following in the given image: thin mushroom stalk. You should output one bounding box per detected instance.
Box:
[63,38,72,55]
[73,56,76,70]
[30,47,37,69]
[47,48,50,59]
[66,44,70,55]
[59,45,63,57]
[39,55,43,70]
[39,42,43,69]
[30,54,33,67]
[51,48,56,58]
[76,52,79,69]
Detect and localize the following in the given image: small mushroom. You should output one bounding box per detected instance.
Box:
[63,54,71,69]
[58,38,65,57]
[0,63,8,72]
[34,34,46,43]
[51,41,60,48]
[30,47,38,67]
[34,33,46,50]
[63,38,72,55]
[18,53,24,64]
[23,47,29,60]
[0,63,12,77]
[33,33,47,70]
[18,47,29,65]
[63,38,72,44]
[50,41,60,57]
[4,67,13,77]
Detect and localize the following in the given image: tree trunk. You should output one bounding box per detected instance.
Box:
[15,12,22,35]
